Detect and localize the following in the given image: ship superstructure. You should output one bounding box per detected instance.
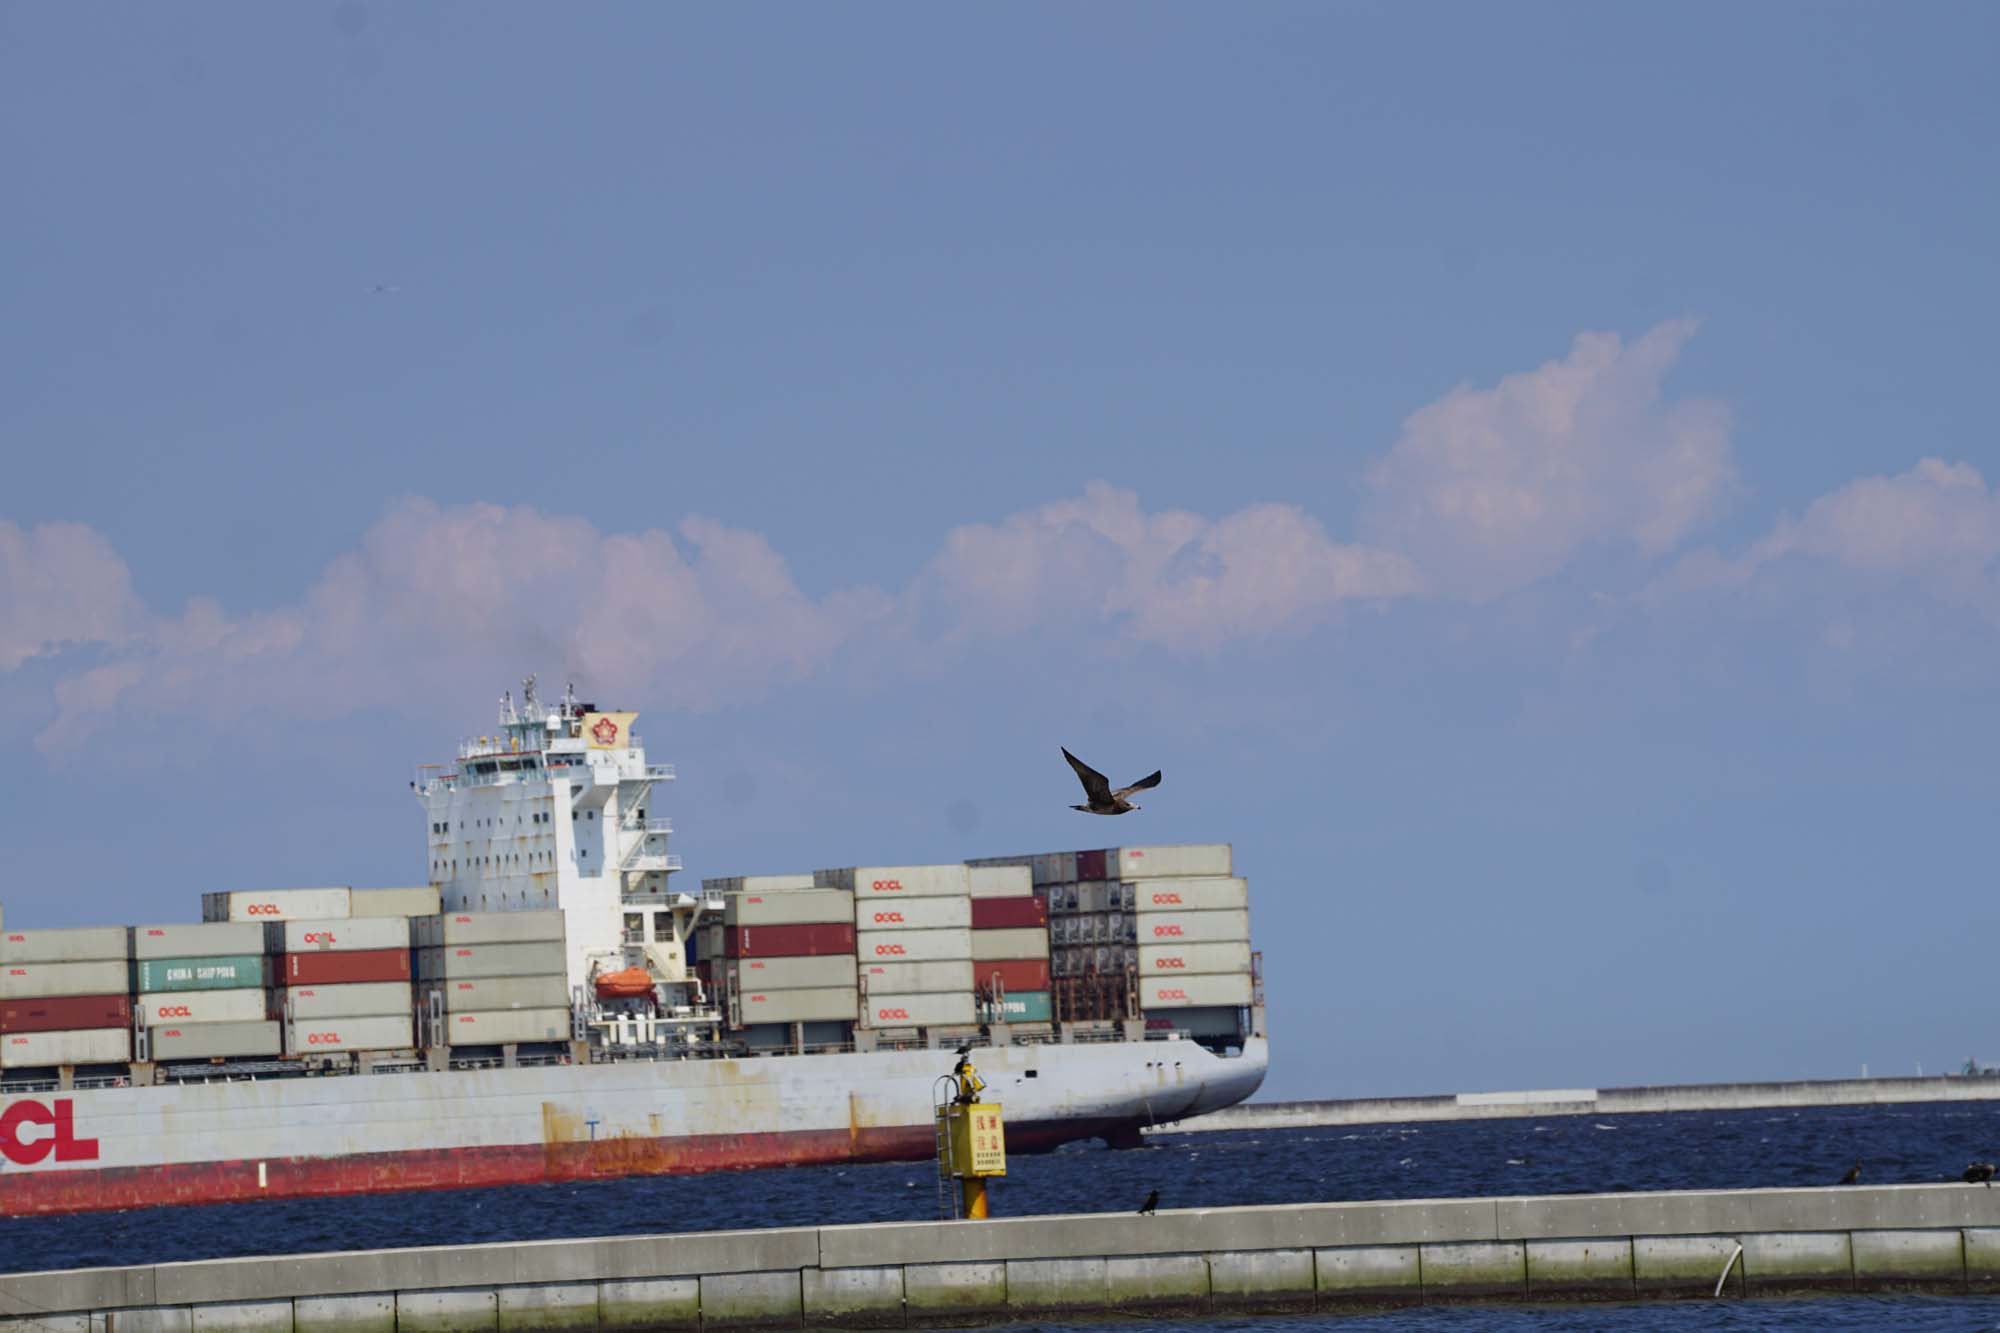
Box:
[421,678,683,992]
[0,685,1267,1217]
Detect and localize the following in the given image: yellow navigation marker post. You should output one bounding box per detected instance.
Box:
[938,1050,1006,1218]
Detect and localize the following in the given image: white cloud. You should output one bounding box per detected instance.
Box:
[0,520,140,670]
[926,482,1423,651]
[1657,458,2000,602]
[34,499,895,746]
[1364,318,1734,598]
[1753,458,2000,581]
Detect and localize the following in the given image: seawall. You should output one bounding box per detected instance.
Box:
[1160,1075,2000,1133]
[6,1183,2000,1328]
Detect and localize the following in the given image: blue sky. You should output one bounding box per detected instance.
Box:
[5,4,1998,1100]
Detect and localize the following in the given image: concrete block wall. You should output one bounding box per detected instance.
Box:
[6,1185,2000,1329]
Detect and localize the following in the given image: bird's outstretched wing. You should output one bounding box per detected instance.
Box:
[1113,770,1162,799]
[1063,748,1113,803]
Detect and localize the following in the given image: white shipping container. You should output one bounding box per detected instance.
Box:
[1130,877,1250,914]
[853,896,971,931]
[1139,973,1253,1009]
[131,922,264,960]
[1136,909,1251,945]
[149,1020,282,1060]
[348,887,442,918]
[1115,844,1232,880]
[1137,941,1253,976]
[285,1015,413,1054]
[1,960,130,1000]
[724,890,854,928]
[860,991,976,1029]
[287,982,414,1020]
[442,1007,572,1045]
[856,960,973,993]
[0,927,130,964]
[732,986,859,1025]
[278,916,412,954]
[970,928,1049,961]
[968,866,1033,899]
[137,988,269,1026]
[423,975,569,1013]
[854,928,971,964]
[417,941,568,980]
[703,874,816,895]
[1,1027,131,1067]
[412,911,565,948]
[815,865,969,898]
[728,955,856,990]
[204,888,351,924]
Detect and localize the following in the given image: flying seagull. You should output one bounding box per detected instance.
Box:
[1966,1162,1995,1186]
[1138,1189,1159,1215]
[1837,1160,1862,1186]
[1063,748,1161,816]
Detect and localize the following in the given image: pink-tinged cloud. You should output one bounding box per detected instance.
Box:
[1365,318,1734,598]
[926,483,1423,651]
[1754,459,2000,577]
[0,520,141,670]
[33,499,895,748]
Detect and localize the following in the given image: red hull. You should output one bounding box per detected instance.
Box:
[0,1117,1126,1217]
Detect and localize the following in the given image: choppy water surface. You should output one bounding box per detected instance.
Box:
[5,1100,1999,1328]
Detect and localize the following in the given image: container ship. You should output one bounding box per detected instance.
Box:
[0,681,1267,1217]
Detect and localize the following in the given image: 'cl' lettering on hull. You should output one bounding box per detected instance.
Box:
[0,1099,100,1166]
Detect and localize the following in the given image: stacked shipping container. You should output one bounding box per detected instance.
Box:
[133,921,278,1061]
[414,911,570,1047]
[824,866,976,1030]
[0,928,133,1068]
[968,866,1051,1024]
[967,844,1252,1028]
[720,889,858,1028]
[277,916,415,1055]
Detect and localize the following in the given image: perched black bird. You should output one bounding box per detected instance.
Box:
[1837,1160,1862,1185]
[1138,1189,1159,1215]
[1966,1162,1995,1186]
[1063,748,1162,816]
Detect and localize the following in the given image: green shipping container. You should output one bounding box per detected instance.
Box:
[132,955,269,993]
[992,990,1051,1023]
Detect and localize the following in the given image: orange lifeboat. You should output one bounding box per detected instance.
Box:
[593,967,655,1000]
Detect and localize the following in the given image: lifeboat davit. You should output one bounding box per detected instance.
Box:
[594,967,655,1000]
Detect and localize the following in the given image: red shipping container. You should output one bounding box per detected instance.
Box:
[1076,848,1108,880]
[0,994,132,1034]
[973,959,1050,995]
[285,949,410,986]
[971,897,1049,930]
[723,923,856,959]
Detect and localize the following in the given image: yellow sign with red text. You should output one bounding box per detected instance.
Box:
[582,712,638,750]
[944,1103,1007,1177]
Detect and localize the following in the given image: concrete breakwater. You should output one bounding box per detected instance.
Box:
[1163,1074,2000,1133]
[5,1184,2000,1328]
